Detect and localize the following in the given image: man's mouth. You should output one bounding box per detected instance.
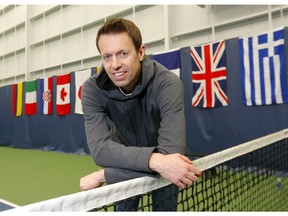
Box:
[112,71,127,81]
[114,72,125,77]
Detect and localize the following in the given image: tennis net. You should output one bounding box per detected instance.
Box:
[5,129,288,212]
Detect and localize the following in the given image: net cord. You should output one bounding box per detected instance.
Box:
[5,129,288,212]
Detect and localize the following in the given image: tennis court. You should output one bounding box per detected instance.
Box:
[5,129,288,212]
[0,146,97,208]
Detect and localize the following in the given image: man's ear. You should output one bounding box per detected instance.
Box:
[139,44,146,61]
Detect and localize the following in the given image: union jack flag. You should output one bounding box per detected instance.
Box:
[190,40,228,108]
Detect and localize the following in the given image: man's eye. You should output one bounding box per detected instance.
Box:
[102,55,112,62]
[119,51,128,58]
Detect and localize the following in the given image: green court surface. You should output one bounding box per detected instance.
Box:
[0,146,98,206]
[2,146,287,211]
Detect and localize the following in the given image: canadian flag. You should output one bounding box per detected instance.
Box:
[56,73,70,115]
[74,69,91,114]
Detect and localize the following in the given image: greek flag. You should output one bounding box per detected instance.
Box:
[239,27,288,106]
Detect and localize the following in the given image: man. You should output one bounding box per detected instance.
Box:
[80,17,201,211]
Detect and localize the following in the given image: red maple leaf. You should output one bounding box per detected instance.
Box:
[60,87,67,101]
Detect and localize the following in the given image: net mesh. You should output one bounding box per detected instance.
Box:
[90,138,288,211]
[6,129,288,212]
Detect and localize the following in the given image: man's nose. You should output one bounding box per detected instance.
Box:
[112,56,122,69]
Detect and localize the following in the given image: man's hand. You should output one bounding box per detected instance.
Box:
[149,153,201,189]
[80,169,105,191]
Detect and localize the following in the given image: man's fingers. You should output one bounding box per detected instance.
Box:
[178,154,193,164]
[181,178,192,187]
[177,154,202,177]
[188,165,202,176]
[175,180,187,189]
[182,172,198,185]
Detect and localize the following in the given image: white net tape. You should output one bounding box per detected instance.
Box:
[5,129,288,212]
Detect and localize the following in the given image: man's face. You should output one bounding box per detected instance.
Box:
[98,32,145,93]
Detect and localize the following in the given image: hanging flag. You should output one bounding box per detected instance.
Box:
[56,73,70,115]
[152,48,181,77]
[11,84,17,116]
[40,77,53,115]
[239,27,288,106]
[96,66,101,74]
[190,40,228,108]
[25,80,37,115]
[75,69,91,114]
[17,82,23,116]
[14,82,23,117]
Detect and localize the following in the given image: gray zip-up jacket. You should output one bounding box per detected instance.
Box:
[82,56,186,184]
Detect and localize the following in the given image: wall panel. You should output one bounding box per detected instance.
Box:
[211,5,268,23]
[0,12,4,33]
[5,29,16,54]
[46,39,61,68]
[62,5,82,33]
[0,4,287,85]
[62,31,82,64]
[272,12,288,27]
[30,44,44,71]
[45,65,61,77]
[16,25,25,49]
[46,9,62,38]
[0,35,6,56]
[82,26,99,59]
[215,19,270,41]
[29,5,53,18]
[62,61,82,74]
[81,5,106,24]
[15,51,25,77]
[83,57,100,70]
[5,54,17,78]
[30,17,46,44]
[170,5,210,37]
[14,5,26,24]
[0,58,4,79]
[2,6,18,31]
[136,5,164,44]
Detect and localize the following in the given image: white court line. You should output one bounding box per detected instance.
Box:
[0,199,19,208]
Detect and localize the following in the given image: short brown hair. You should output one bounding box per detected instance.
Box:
[96,17,142,53]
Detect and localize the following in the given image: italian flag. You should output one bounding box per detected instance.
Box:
[25,80,37,115]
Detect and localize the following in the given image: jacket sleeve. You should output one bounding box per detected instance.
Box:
[104,167,159,184]
[156,73,186,156]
